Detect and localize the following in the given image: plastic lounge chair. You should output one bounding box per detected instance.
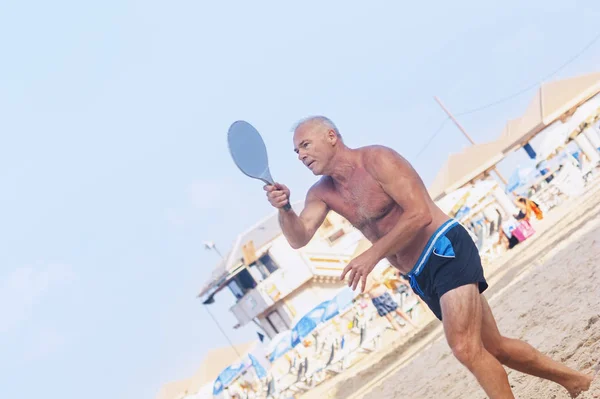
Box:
[358,325,385,353]
[282,357,312,395]
[266,377,276,398]
[324,341,354,375]
[302,343,337,385]
[296,362,304,382]
[359,325,367,347]
[326,343,335,366]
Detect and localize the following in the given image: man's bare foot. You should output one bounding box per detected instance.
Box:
[566,369,595,398]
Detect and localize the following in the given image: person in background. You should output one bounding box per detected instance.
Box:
[514,197,543,221]
[539,165,555,183]
[515,198,531,221]
[368,274,417,330]
[385,268,426,310]
[498,216,520,250]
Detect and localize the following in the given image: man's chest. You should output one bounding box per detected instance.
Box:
[323,176,397,229]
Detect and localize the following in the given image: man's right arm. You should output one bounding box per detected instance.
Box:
[278,186,329,249]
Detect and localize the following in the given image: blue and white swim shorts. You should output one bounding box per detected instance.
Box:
[404,219,488,321]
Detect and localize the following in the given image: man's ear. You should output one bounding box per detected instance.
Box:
[327,129,338,144]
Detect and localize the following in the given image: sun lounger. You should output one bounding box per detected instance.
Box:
[265,376,276,398]
[279,357,313,396]
[357,324,385,353]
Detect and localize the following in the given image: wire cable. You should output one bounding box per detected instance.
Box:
[414,31,600,158]
[455,31,600,117]
[414,117,450,159]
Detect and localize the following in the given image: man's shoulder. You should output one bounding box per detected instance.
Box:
[358,145,405,162]
[357,144,397,154]
[307,176,334,197]
[357,145,409,175]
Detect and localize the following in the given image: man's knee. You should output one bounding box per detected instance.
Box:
[450,338,484,368]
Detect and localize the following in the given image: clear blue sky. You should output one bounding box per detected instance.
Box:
[1,1,598,398]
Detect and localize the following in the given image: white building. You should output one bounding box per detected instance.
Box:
[198,202,365,339]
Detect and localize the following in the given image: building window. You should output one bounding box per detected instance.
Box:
[260,253,279,274]
[227,280,244,299]
[327,228,345,244]
[266,310,287,334]
[248,264,266,283]
[227,269,257,299]
[249,253,279,281]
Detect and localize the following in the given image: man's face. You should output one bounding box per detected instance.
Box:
[293,123,337,175]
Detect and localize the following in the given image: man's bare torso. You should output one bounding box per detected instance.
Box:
[313,147,449,274]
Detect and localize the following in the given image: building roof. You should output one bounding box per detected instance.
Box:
[500,72,600,153]
[155,341,258,399]
[427,138,506,201]
[428,71,600,201]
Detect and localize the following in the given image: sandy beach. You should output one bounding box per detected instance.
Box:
[302,182,600,399]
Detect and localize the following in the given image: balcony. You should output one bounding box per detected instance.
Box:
[230,263,312,326]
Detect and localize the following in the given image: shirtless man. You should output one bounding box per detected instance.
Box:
[264,116,594,398]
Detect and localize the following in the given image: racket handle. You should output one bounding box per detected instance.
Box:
[282,202,292,211]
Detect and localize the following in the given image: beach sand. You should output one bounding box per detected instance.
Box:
[302,182,600,399]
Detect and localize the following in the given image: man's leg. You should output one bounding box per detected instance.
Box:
[479,295,593,398]
[440,284,515,399]
[394,308,418,328]
[383,313,401,330]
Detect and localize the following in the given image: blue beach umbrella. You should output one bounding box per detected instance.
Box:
[322,299,340,322]
[290,288,360,348]
[249,353,266,379]
[333,286,356,311]
[268,330,293,362]
[506,165,540,193]
[213,362,245,395]
[453,206,471,220]
[213,353,267,395]
[291,302,330,347]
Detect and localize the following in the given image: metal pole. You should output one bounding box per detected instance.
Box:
[204,241,225,260]
[202,241,244,363]
[434,96,508,184]
[203,304,244,361]
[212,246,224,260]
[434,96,476,145]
